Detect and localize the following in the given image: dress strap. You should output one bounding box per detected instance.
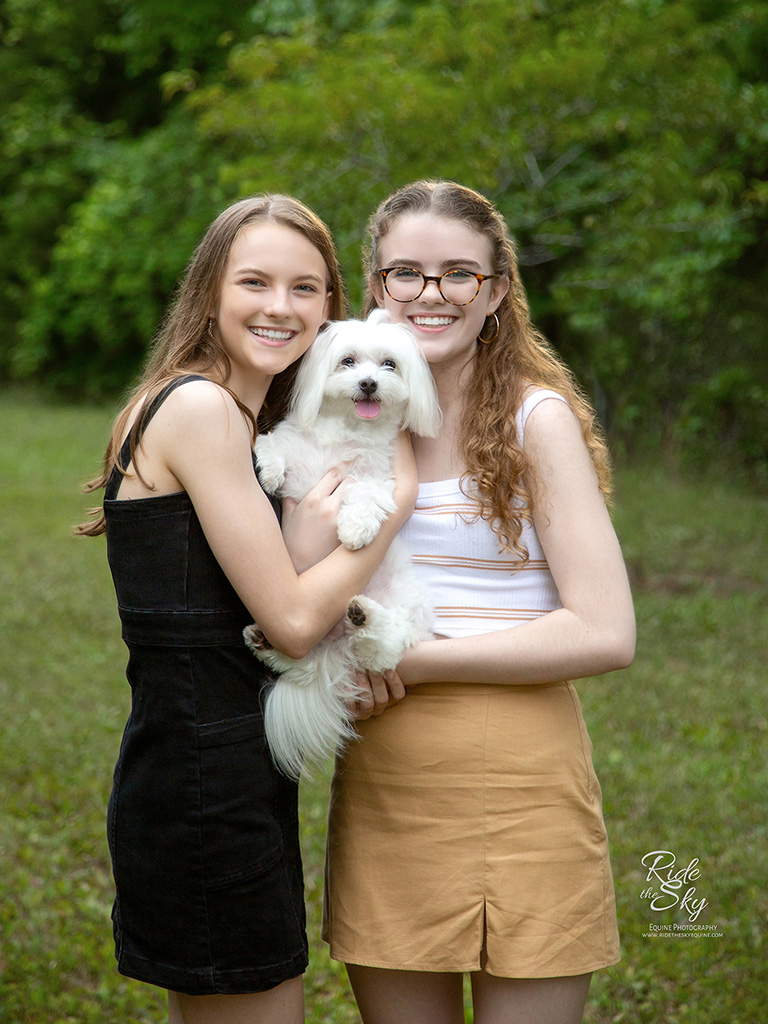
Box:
[516,388,568,443]
[105,374,209,499]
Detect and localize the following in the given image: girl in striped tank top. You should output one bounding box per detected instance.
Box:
[323,181,636,1024]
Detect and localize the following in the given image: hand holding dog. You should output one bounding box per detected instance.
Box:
[281,464,354,573]
[282,434,417,573]
[352,669,407,720]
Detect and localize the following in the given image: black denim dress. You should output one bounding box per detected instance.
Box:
[103,376,307,995]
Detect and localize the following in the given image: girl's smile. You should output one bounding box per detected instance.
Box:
[247,325,298,345]
[409,315,459,331]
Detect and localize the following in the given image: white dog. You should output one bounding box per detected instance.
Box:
[244,309,441,780]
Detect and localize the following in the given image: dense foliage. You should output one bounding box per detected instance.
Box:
[2,0,767,477]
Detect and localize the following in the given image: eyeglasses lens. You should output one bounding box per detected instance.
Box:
[384,269,480,305]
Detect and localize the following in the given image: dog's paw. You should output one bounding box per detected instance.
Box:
[243,624,273,652]
[254,440,286,494]
[243,625,300,675]
[256,462,286,495]
[336,514,382,551]
[335,484,396,550]
[346,597,410,674]
[347,600,367,627]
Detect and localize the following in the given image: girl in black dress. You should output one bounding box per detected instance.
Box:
[78,195,412,1024]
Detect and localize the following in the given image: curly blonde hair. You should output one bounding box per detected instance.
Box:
[77,194,347,537]
[363,180,612,559]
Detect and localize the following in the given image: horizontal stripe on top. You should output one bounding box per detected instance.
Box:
[397,390,568,638]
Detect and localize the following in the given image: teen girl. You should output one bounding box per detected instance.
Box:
[323,181,636,1024]
[78,194,412,1024]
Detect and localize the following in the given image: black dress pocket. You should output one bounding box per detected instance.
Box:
[197,713,306,971]
[197,713,292,887]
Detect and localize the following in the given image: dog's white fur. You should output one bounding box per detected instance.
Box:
[244,309,441,780]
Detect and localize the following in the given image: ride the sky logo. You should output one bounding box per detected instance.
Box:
[639,849,710,923]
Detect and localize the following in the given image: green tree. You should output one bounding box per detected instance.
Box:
[0,0,259,382]
[186,0,768,450]
[6,0,768,477]
[14,115,224,394]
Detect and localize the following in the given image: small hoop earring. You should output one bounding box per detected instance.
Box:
[478,312,500,345]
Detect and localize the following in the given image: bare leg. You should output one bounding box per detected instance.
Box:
[346,965,464,1024]
[470,971,592,1024]
[167,976,304,1024]
[168,991,183,1024]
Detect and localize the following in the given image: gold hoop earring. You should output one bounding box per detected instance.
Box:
[478,312,500,345]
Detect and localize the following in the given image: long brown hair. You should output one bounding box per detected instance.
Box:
[363,179,612,559]
[78,194,347,536]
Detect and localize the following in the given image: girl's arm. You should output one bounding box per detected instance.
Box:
[279,464,353,573]
[397,398,636,686]
[152,380,417,659]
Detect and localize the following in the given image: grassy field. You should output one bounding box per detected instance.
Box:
[0,391,765,1023]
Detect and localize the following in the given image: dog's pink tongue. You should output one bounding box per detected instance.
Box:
[355,400,380,419]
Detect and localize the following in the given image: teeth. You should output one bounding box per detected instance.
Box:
[412,316,455,326]
[251,327,293,340]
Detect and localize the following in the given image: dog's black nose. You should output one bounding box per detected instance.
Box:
[358,377,378,395]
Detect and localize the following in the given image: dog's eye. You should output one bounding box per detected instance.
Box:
[340,356,356,367]
[382,359,397,371]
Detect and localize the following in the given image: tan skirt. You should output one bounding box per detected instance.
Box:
[323,682,620,978]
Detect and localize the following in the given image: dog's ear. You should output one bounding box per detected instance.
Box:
[398,337,442,438]
[366,308,392,328]
[290,324,338,428]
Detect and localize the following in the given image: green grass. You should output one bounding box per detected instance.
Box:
[0,392,765,1023]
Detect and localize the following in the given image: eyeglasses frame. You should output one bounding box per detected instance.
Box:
[378,267,501,307]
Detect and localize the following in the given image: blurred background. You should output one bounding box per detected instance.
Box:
[1,2,766,1021]
[2,0,767,482]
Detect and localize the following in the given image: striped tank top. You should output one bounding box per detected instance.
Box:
[398,390,567,638]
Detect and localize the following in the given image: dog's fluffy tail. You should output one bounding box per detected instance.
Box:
[264,652,360,781]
